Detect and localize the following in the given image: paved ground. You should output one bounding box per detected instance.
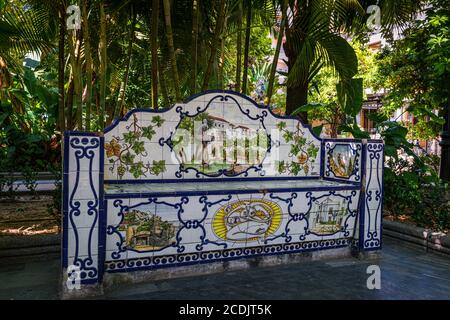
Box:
[0,236,449,300]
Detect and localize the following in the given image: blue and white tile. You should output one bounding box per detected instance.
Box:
[67,226,98,258]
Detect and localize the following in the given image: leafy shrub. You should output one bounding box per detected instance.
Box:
[384,156,450,232]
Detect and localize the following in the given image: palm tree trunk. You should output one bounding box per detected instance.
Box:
[267,0,287,106]
[286,83,308,122]
[162,0,181,101]
[98,1,107,128]
[158,60,170,107]
[202,0,226,91]
[151,0,159,109]
[68,30,83,130]
[58,5,65,133]
[218,16,227,89]
[115,8,136,118]
[235,0,243,92]
[190,0,200,95]
[283,4,308,122]
[66,78,74,130]
[81,0,93,131]
[242,0,251,95]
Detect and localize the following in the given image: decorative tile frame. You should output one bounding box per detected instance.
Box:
[323,139,363,183]
[358,141,384,250]
[103,91,323,182]
[62,90,384,287]
[62,132,104,284]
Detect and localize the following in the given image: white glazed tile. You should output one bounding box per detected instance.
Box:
[69,175,100,201]
[106,199,126,229]
[162,147,178,166]
[105,230,125,253]
[105,248,127,262]
[127,249,154,260]
[177,227,204,245]
[104,164,118,180]
[67,200,99,228]
[163,164,182,180]
[181,196,208,221]
[67,226,98,258]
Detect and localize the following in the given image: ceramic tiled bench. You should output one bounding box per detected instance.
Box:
[62,90,384,290]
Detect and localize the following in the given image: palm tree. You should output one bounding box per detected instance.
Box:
[267,0,287,106]
[151,0,159,108]
[98,1,107,128]
[0,2,56,130]
[202,0,227,91]
[82,0,93,130]
[115,5,136,119]
[162,0,181,101]
[190,0,200,94]
[241,0,252,95]
[282,0,363,122]
[235,0,243,92]
[282,0,426,122]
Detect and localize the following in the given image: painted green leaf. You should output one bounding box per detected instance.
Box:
[130,161,144,178]
[275,160,286,173]
[123,132,137,144]
[132,140,145,154]
[142,126,156,140]
[276,122,286,130]
[283,130,294,142]
[151,160,166,175]
[291,162,301,176]
[122,152,135,165]
[152,116,165,127]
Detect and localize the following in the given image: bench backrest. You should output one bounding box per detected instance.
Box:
[103,91,325,182]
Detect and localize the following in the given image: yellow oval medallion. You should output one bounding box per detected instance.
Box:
[212,199,282,242]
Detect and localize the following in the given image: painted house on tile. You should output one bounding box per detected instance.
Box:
[62,90,384,294]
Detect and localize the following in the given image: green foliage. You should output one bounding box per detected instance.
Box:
[384,156,449,232]
[373,0,449,140]
[336,78,363,117]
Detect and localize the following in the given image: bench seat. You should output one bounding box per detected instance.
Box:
[104,179,358,198]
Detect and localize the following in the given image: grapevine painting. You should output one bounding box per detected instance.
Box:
[275,121,320,176]
[105,114,166,179]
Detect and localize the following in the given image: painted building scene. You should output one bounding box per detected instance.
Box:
[308,198,347,234]
[118,209,179,251]
[172,110,268,176]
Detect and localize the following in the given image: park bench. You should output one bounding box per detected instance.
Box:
[62,90,384,293]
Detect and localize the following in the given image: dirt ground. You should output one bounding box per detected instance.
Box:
[0,195,59,236]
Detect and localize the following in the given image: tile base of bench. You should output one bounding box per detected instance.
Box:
[61,244,354,299]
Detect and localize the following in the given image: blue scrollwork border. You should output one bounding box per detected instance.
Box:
[363,143,383,249]
[105,238,353,273]
[63,133,103,283]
